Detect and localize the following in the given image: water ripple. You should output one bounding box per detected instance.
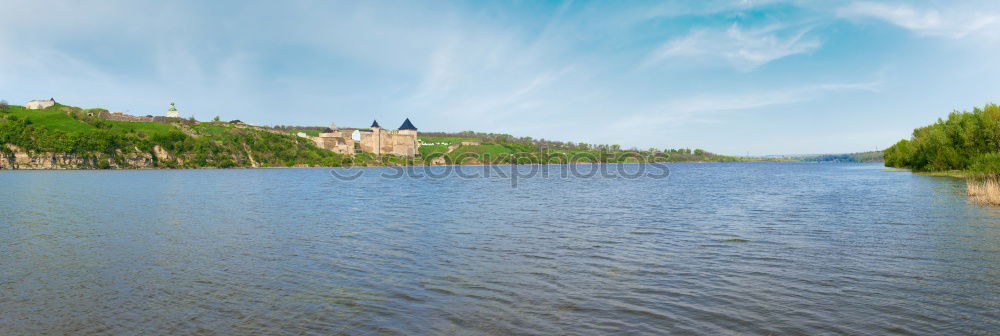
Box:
[0,164,998,335]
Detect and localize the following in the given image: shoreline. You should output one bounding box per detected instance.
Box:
[895,168,1000,206]
[0,161,875,171]
[913,170,968,178]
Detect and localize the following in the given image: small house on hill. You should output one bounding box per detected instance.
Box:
[26,98,55,110]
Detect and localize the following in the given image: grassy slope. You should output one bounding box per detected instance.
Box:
[287,128,321,136]
[3,104,756,168]
[9,104,176,136]
[419,136,480,144]
[415,135,753,164]
[8,106,95,133]
[0,104,349,168]
[418,144,448,156]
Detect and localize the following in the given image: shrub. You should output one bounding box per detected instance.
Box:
[969,152,1000,175]
[885,104,1000,171]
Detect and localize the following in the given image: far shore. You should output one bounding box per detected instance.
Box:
[0,160,868,171]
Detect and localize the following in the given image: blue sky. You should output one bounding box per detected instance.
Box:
[2,0,999,155]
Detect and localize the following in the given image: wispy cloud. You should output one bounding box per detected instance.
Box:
[838,1,1000,39]
[3,0,998,154]
[609,79,883,134]
[643,23,821,71]
[613,0,793,26]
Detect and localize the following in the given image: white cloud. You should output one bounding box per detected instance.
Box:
[838,2,1000,39]
[644,24,821,71]
[609,79,883,135]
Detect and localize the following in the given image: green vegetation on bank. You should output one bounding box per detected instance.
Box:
[1,101,775,169]
[0,104,350,168]
[884,103,1000,175]
[416,133,757,165]
[800,151,883,163]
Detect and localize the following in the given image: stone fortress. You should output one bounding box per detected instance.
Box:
[309,118,420,157]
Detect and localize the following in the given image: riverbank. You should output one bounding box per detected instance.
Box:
[966,178,1000,205]
[881,168,1000,205]
[880,104,1000,206]
[1,102,779,170]
[902,169,1000,205]
[914,170,967,178]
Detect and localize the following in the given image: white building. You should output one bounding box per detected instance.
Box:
[26,98,55,110]
[166,102,180,118]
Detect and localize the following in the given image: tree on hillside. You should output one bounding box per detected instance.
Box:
[213,116,221,122]
[0,100,7,112]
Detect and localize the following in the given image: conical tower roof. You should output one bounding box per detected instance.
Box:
[370,119,381,128]
[398,118,417,130]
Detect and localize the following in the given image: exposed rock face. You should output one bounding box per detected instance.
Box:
[0,145,163,170]
[152,145,174,162]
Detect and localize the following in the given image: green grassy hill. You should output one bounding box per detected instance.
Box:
[415,135,748,165]
[1,103,757,169]
[0,104,350,169]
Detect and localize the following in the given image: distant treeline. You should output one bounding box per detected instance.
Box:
[801,151,884,163]
[420,130,714,154]
[884,103,1000,173]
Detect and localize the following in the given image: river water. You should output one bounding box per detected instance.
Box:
[0,163,997,335]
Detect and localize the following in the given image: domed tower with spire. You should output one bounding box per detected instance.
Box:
[166,102,180,118]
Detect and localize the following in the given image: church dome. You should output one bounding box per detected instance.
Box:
[166,102,180,118]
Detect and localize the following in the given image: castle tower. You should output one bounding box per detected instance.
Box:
[397,118,419,157]
[398,118,417,135]
[371,119,382,155]
[166,102,180,118]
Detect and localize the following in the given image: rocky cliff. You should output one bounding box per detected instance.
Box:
[0,145,172,170]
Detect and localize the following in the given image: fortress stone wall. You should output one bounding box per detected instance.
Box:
[313,129,357,155]
[359,128,418,157]
[97,111,184,123]
[311,119,420,157]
